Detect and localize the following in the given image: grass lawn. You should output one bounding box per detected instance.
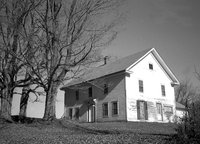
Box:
[0,119,177,144]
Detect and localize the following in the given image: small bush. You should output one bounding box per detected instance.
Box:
[175,101,200,143]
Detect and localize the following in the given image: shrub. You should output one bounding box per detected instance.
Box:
[175,101,200,143]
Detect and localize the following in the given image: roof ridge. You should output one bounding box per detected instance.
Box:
[92,48,153,71]
[107,48,152,65]
[78,48,152,75]
[61,48,153,89]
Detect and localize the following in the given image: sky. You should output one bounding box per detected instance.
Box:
[12,0,200,118]
[104,0,200,87]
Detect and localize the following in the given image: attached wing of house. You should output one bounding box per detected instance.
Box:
[61,48,180,123]
[176,102,186,120]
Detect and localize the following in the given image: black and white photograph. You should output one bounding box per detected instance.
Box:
[0,0,200,143]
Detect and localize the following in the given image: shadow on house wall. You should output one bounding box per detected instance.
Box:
[64,72,125,120]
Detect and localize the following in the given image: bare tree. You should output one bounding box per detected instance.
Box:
[175,80,197,105]
[175,79,200,141]
[19,85,40,120]
[19,10,39,119]
[23,0,121,120]
[0,0,41,121]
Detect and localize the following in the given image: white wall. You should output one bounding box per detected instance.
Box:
[126,53,176,122]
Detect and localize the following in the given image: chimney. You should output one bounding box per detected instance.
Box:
[104,56,108,65]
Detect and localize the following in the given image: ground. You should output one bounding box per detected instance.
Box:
[0,118,178,144]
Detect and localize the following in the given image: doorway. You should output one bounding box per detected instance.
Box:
[137,100,148,120]
[156,103,163,121]
[88,105,95,122]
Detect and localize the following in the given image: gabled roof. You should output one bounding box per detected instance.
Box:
[61,48,179,89]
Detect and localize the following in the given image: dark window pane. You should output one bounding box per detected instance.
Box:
[112,102,118,115]
[76,90,79,100]
[102,103,108,117]
[139,80,144,92]
[69,108,73,119]
[149,64,153,70]
[104,84,108,94]
[161,85,166,96]
[89,87,92,97]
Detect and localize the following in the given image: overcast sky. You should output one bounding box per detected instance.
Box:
[104,0,200,88]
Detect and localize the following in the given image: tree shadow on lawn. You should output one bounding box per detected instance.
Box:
[59,120,176,137]
[18,117,176,137]
[59,120,116,135]
[0,118,178,144]
[59,121,175,144]
[2,116,176,138]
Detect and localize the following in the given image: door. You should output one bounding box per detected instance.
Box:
[88,105,95,122]
[137,100,148,120]
[156,103,163,121]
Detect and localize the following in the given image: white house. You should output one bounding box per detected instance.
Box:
[61,48,180,122]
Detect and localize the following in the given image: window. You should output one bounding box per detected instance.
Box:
[139,80,144,93]
[161,85,166,96]
[164,106,173,113]
[69,108,73,119]
[75,90,79,101]
[104,84,108,94]
[89,87,92,97]
[102,103,108,117]
[75,107,79,120]
[149,63,153,70]
[112,101,118,116]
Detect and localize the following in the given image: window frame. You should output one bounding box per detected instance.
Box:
[161,85,166,96]
[149,63,153,70]
[75,90,79,101]
[139,80,144,93]
[164,106,173,114]
[102,103,108,117]
[104,84,108,94]
[112,101,118,116]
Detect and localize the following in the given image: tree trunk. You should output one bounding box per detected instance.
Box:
[43,82,58,121]
[0,86,13,122]
[19,87,29,119]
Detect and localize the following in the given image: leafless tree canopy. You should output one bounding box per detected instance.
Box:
[175,80,198,104]
[0,0,123,120]
[0,0,42,120]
